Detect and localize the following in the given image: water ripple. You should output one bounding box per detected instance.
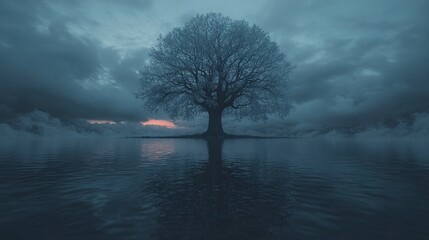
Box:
[0,138,428,239]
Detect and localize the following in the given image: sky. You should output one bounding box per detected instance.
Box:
[0,0,428,137]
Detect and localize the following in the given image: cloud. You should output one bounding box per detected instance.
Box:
[0,0,147,122]
[354,113,429,138]
[254,0,429,135]
[0,110,195,137]
[0,0,428,137]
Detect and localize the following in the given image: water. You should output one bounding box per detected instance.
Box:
[0,137,428,239]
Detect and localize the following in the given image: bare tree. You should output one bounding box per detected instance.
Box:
[138,13,292,137]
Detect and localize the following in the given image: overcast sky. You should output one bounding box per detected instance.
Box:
[1,0,428,137]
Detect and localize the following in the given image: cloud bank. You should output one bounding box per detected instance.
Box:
[0,0,428,137]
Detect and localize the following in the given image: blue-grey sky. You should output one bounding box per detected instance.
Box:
[1,0,428,137]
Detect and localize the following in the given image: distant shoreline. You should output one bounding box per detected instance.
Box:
[125,134,296,139]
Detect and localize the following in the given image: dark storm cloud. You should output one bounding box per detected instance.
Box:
[0,0,428,137]
[254,0,429,134]
[0,0,148,122]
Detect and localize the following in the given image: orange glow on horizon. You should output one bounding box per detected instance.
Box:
[141,119,176,129]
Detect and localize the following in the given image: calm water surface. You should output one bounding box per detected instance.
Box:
[0,137,428,239]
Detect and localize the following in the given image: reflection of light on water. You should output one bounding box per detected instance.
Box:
[141,140,175,161]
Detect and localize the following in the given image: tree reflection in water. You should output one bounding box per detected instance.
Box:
[145,139,292,240]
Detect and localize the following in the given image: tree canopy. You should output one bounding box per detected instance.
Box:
[139,13,292,137]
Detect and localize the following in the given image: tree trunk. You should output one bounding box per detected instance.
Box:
[204,109,225,138]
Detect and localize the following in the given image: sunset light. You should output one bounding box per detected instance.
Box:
[141,119,176,129]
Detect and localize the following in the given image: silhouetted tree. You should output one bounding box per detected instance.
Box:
[139,13,292,137]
